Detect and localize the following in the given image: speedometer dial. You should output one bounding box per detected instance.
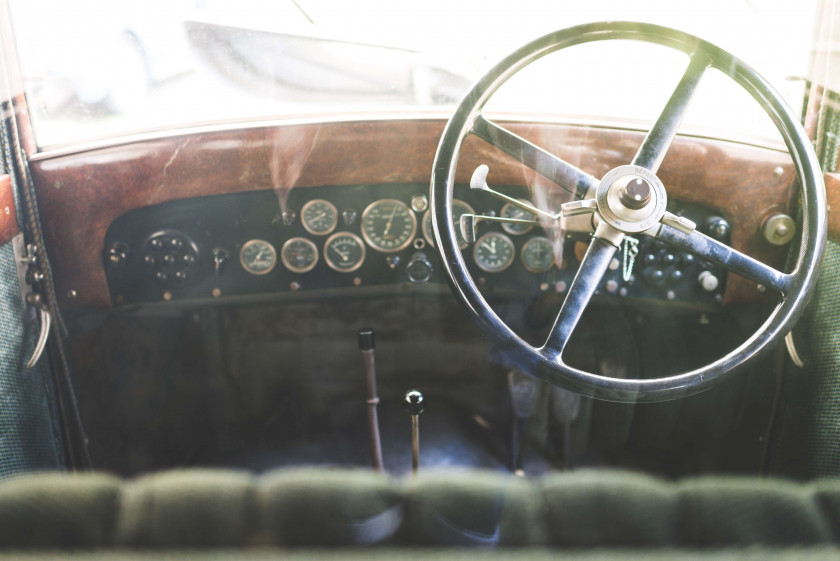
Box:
[301,199,338,236]
[240,239,277,275]
[324,232,366,272]
[473,232,515,273]
[361,199,417,252]
[422,199,474,249]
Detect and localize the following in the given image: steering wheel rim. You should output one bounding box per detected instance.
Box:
[431,21,826,403]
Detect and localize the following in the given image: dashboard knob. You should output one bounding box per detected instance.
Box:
[644,268,665,287]
[406,252,433,283]
[698,271,720,292]
[705,217,730,240]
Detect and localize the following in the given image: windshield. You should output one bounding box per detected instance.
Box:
[8,0,818,149]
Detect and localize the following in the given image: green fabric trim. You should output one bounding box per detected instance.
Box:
[117,470,254,548]
[2,468,840,549]
[0,473,120,548]
[1,548,840,560]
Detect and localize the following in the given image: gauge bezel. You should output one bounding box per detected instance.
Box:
[361,199,418,253]
[281,237,319,273]
[324,231,366,273]
[301,199,339,236]
[240,239,277,275]
[501,199,536,235]
[473,232,515,273]
[520,236,555,273]
[423,199,474,249]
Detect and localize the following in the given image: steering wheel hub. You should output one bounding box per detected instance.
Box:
[596,165,667,233]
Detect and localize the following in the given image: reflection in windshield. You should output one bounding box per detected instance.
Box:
[8,0,818,148]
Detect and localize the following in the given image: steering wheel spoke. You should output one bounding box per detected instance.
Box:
[471,114,596,199]
[656,223,792,295]
[633,54,710,173]
[541,229,622,360]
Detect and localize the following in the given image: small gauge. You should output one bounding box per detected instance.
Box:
[473,232,515,273]
[520,236,555,273]
[240,239,277,275]
[281,237,319,273]
[324,232,366,272]
[501,200,536,235]
[361,199,417,252]
[422,199,475,249]
[301,199,338,236]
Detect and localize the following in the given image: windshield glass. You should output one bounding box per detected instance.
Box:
[8,0,818,149]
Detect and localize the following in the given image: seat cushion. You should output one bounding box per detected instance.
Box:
[2,468,840,549]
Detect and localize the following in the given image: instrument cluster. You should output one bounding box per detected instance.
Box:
[103,183,727,309]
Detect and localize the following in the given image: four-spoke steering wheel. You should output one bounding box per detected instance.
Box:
[431,22,826,402]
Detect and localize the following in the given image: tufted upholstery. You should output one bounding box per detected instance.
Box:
[2,468,840,550]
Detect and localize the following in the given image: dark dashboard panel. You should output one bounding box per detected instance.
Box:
[103,184,728,309]
[30,119,796,309]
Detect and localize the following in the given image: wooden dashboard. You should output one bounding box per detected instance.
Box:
[28,118,797,309]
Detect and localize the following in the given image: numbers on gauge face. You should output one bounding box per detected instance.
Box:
[301,199,338,236]
[240,239,277,275]
[281,237,319,273]
[473,232,515,273]
[501,200,536,235]
[423,199,475,249]
[361,199,417,252]
[324,232,366,272]
[520,236,555,273]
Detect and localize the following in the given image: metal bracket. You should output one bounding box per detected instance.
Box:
[12,233,50,369]
[12,233,34,311]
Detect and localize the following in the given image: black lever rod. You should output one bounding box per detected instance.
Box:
[358,328,384,472]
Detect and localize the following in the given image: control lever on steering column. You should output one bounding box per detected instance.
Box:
[358,329,384,472]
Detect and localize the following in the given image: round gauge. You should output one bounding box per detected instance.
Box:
[473,232,515,273]
[301,199,338,236]
[324,232,366,272]
[520,236,555,273]
[361,199,417,252]
[422,199,475,249]
[281,237,319,273]
[240,239,277,275]
[501,200,536,235]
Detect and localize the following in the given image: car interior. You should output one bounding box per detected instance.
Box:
[3,0,840,558]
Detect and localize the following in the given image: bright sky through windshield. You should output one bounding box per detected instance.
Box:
[9,0,819,148]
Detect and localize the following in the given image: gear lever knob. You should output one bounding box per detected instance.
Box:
[403,389,425,416]
[403,389,424,474]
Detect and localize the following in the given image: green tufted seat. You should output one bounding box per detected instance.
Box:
[2,468,840,556]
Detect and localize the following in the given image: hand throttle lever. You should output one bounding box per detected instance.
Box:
[358,328,384,472]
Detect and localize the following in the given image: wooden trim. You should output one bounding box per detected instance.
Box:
[29,119,796,308]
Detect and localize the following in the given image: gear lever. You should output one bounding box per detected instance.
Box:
[358,328,384,472]
[403,389,425,474]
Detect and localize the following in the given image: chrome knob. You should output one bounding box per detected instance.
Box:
[698,271,719,292]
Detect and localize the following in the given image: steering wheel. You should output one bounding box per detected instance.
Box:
[431,22,826,402]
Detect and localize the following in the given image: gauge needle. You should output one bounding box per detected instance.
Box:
[483,240,496,254]
[334,248,349,261]
[383,205,398,237]
[313,212,325,221]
